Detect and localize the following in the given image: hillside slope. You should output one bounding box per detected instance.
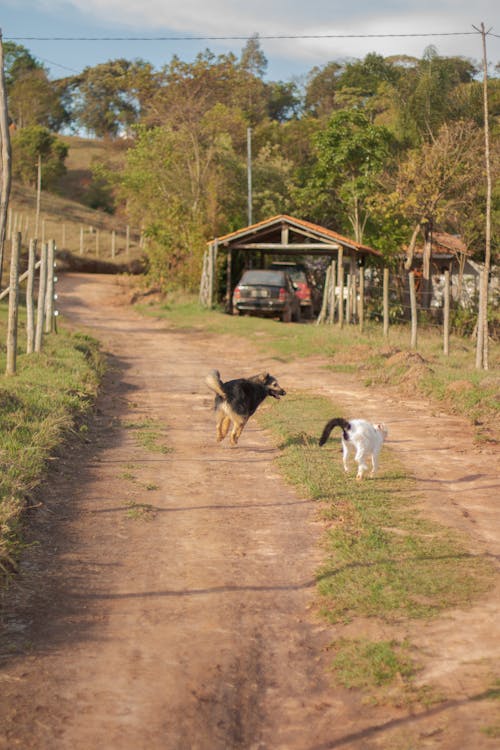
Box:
[6,136,143,272]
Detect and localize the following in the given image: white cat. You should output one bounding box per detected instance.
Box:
[319,417,388,480]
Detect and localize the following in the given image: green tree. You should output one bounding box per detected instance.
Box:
[118,105,247,289]
[390,120,484,305]
[67,59,146,137]
[11,125,68,189]
[297,110,395,241]
[4,42,68,131]
[393,46,479,144]
[304,61,343,118]
[335,52,401,122]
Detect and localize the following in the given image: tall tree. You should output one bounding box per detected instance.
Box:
[394,120,483,306]
[67,59,146,137]
[4,42,68,131]
[11,125,68,189]
[117,104,247,289]
[304,61,343,119]
[393,46,479,144]
[297,109,395,241]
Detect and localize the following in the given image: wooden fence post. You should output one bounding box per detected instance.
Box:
[6,232,21,375]
[35,242,48,352]
[383,267,389,338]
[358,266,365,332]
[26,238,37,353]
[409,271,418,350]
[44,239,55,333]
[443,269,450,356]
[111,230,116,258]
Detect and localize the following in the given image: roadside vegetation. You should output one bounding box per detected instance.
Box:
[0,308,103,583]
[258,391,496,703]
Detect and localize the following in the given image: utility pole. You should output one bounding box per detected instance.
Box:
[0,29,12,290]
[247,127,253,226]
[472,23,492,370]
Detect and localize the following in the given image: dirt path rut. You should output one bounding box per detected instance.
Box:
[0,273,499,750]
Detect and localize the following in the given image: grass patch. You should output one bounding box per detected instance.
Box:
[258,392,496,694]
[330,638,415,689]
[261,392,494,623]
[122,417,171,454]
[125,501,157,521]
[0,324,103,581]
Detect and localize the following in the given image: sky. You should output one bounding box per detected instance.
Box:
[1,0,499,82]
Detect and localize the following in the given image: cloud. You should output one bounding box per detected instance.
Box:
[8,0,499,79]
[52,0,496,64]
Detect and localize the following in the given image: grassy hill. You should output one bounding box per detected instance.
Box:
[4,136,144,276]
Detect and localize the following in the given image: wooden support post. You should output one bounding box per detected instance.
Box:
[409,271,418,350]
[346,274,352,324]
[443,269,450,356]
[328,260,336,324]
[26,238,37,353]
[316,264,331,325]
[383,267,389,338]
[35,242,48,352]
[6,232,21,375]
[226,247,233,313]
[337,248,344,328]
[351,272,357,322]
[358,266,365,332]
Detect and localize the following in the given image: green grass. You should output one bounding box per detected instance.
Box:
[0,313,103,580]
[122,417,171,454]
[260,392,494,623]
[258,392,496,695]
[330,638,415,689]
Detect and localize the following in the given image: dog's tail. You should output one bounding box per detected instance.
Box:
[319,417,351,446]
[205,369,226,399]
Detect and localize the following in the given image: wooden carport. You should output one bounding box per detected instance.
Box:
[199,214,382,315]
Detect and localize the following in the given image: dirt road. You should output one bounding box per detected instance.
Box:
[1,273,499,750]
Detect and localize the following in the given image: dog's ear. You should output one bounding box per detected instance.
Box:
[255,372,269,383]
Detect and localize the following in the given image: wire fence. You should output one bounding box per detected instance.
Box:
[1,233,58,375]
[316,262,499,353]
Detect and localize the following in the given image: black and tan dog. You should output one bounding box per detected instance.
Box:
[205,369,286,446]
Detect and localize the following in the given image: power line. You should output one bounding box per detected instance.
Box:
[6,31,487,42]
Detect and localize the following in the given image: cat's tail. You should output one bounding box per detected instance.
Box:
[319,417,351,446]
